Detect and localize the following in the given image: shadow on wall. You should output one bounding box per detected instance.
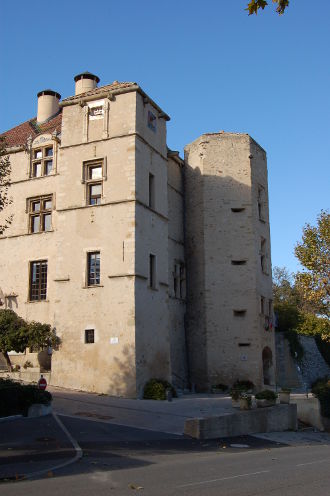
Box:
[108,344,137,398]
[184,157,274,391]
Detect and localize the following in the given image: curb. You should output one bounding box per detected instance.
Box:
[0,415,23,423]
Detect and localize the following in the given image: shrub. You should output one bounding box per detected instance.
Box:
[212,383,228,392]
[233,380,254,391]
[311,377,330,418]
[0,378,52,417]
[255,389,277,401]
[143,378,177,401]
[23,360,33,369]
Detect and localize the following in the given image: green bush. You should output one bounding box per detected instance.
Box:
[143,379,177,401]
[0,379,52,417]
[255,389,277,401]
[311,377,330,418]
[232,380,254,391]
[230,380,254,400]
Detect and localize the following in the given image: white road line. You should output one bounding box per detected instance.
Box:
[296,458,330,467]
[24,412,83,480]
[177,470,270,488]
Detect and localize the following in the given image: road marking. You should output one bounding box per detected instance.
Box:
[22,413,83,480]
[296,458,330,467]
[177,470,270,488]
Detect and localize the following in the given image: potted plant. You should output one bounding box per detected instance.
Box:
[230,380,254,407]
[279,388,291,404]
[255,389,277,408]
[239,392,252,410]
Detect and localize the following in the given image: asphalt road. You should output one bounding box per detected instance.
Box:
[1,416,330,495]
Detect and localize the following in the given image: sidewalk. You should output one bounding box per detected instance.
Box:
[50,386,235,434]
[0,415,75,480]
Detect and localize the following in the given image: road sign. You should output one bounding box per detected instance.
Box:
[38,376,47,390]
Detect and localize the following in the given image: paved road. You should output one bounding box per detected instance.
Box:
[1,415,330,495]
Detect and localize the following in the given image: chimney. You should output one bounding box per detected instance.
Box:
[37,90,61,124]
[74,71,100,96]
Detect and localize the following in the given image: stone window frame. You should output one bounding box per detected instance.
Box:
[29,260,48,301]
[257,184,266,222]
[27,194,53,234]
[30,144,55,178]
[82,158,107,206]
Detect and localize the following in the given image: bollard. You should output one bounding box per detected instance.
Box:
[166,388,173,402]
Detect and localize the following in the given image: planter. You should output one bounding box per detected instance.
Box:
[256,399,276,408]
[239,397,251,410]
[279,391,290,404]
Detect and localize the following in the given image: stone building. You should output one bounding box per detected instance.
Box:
[0,73,275,396]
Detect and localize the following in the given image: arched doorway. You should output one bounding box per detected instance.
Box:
[262,347,273,386]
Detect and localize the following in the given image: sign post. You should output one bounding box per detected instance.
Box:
[37,375,47,391]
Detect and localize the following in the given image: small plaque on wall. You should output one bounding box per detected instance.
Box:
[110,337,119,344]
[240,354,248,361]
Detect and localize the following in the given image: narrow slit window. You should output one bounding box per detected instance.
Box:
[231,260,246,265]
[233,310,246,317]
[231,207,245,213]
[149,173,155,208]
[149,254,156,289]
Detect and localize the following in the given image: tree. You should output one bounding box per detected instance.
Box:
[0,309,59,370]
[295,211,330,319]
[272,265,330,344]
[246,0,289,15]
[0,137,12,235]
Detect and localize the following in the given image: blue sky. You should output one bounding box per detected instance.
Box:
[1,0,329,274]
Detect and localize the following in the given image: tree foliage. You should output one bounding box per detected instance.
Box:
[246,0,289,15]
[0,309,59,369]
[295,211,330,318]
[0,137,12,235]
[273,263,330,343]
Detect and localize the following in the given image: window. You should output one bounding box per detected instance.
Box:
[231,260,246,265]
[260,296,265,315]
[29,196,52,233]
[149,254,156,289]
[31,146,53,177]
[87,252,100,286]
[231,207,245,213]
[233,310,246,317]
[29,260,47,301]
[260,238,267,273]
[173,261,185,299]
[258,185,266,221]
[149,173,155,208]
[85,329,95,344]
[85,162,103,205]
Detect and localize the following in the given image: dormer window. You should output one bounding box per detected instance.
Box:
[31,145,53,177]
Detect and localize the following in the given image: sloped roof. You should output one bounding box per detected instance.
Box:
[1,113,62,148]
[62,81,137,103]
